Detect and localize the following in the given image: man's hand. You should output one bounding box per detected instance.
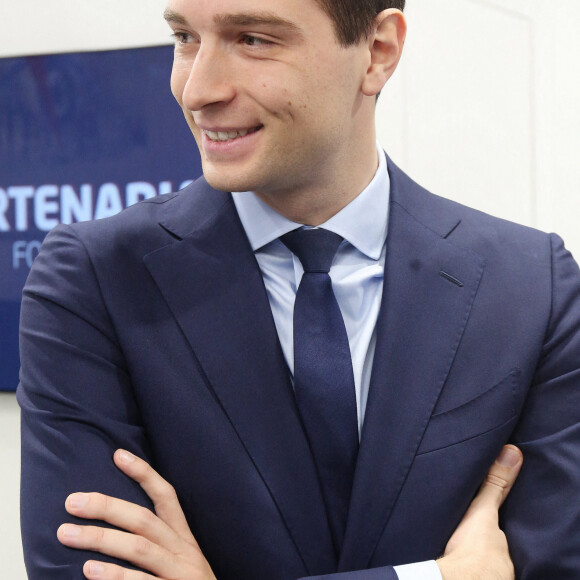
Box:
[57,449,216,580]
[437,444,524,580]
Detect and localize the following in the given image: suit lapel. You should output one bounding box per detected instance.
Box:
[143,180,336,575]
[339,162,485,570]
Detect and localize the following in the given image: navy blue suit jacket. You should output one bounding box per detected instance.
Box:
[18,159,580,578]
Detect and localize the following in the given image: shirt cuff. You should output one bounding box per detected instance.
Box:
[393,560,442,580]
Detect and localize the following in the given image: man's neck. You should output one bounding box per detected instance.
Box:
[254,143,380,226]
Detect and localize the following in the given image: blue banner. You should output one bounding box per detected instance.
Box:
[0,46,202,391]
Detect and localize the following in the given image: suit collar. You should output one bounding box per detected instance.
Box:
[151,155,461,252]
[386,154,462,239]
[155,178,232,241]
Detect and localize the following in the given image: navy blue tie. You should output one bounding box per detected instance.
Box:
[281,227,358,554]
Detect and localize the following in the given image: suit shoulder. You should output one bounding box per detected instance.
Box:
[388,158,552,253]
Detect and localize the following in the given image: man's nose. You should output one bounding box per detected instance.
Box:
[181,45,236,112]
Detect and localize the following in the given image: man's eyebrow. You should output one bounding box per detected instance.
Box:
[163,9,187,26]
[163,8,304,38]
[215,11,304,37]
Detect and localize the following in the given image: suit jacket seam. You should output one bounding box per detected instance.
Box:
[432,368,521,419]
[416,413,519,456]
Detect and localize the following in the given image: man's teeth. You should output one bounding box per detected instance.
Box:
[205,129,253,142]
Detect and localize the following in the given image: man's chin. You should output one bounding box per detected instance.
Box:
[201,166,257,194]
[202,175,233,193]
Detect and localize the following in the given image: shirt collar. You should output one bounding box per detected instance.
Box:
[232,145,390,260]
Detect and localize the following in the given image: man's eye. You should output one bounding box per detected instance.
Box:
[171,32,192,45]
[241,35,271,47]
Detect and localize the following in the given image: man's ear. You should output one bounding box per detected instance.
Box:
[361,9,407,97]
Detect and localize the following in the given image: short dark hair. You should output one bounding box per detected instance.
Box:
[313,0,405,46]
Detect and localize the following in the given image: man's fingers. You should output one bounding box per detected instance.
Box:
[57,523,180,579]
[476,444,523,510]
[64,492,188,557]
[113,449,197,545]
[82,559,157,579]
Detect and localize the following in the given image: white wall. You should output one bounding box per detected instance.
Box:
[0,0,170,57]
[378,0,580,256]
[2,1,579,578]
[0,394,23,578]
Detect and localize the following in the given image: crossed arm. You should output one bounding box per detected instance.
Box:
[56,445,523,580]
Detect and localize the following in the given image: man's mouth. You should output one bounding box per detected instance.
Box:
[203,126,262,142]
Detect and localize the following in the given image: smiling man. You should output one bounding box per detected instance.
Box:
[18,1,580,579]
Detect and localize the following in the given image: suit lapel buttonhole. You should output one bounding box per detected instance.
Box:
[439,270,464,288]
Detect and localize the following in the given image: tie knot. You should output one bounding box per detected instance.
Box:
[281,228,343,273]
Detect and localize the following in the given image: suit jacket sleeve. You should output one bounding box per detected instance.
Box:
[502,233,580,577]
[18,225,154,578]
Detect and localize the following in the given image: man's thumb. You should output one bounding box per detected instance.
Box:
[478,444,523,509]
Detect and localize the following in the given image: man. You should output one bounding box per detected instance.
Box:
[18,0,580,579]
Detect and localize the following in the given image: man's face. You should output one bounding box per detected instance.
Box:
[166,0,373,201]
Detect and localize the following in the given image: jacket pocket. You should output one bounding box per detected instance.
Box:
[417,369,520,454]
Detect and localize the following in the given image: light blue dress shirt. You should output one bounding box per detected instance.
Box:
[232,147,442,580]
